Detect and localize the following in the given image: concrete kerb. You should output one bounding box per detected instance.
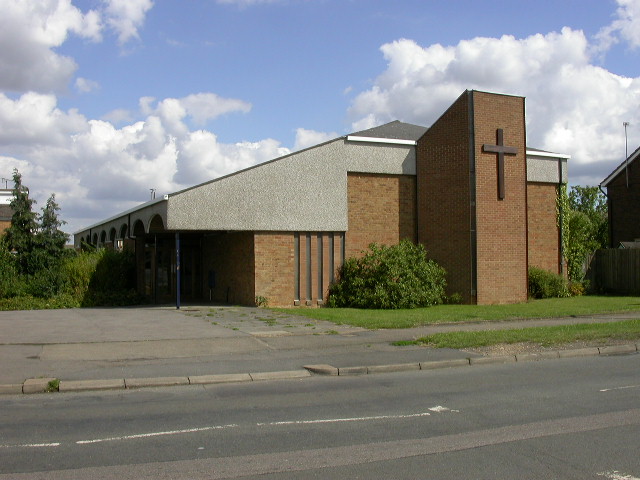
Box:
[2,343,638,395]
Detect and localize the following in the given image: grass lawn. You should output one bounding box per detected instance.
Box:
[407,319,640,349]
[273,296,640,329]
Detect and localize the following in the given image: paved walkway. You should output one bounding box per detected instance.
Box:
[0,305,638,394]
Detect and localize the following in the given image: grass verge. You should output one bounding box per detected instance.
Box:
[273,296,640,329]
[400,319,640,349]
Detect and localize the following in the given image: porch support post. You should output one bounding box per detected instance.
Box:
[175,232,181,310]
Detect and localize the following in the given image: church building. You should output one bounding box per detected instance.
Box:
[74,90,569,306]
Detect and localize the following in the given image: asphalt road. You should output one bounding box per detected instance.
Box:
[0,353,639,479]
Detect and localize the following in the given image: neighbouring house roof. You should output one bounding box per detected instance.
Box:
[601,145,640,187]
[619,240,640,249]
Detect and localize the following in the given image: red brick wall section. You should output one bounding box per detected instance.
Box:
[254,232,295,307]
[346,173,417,258]
[202,232,255,305]
[527,183,561,274]
[0,221,9,236]
[473,91,528,304]
[607,157,640,246]
[416,91,473,303]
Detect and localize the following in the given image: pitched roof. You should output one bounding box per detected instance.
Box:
[348,121,429,142]
[601,145,640,187]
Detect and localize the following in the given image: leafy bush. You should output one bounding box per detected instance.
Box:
[0,247,143,310]
[327,240,447,309]
[0,239,26,298]
[528,267,570,299]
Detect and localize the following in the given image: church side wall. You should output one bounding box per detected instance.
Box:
[254,232,294,307]
[527,183,561,274]
[345,172,417,258]
[416,92,473,303]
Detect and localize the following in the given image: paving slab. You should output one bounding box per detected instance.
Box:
[189,373,252,385]
[338,366,368,376]
[22,377,57,394]
[420,358,470,370]
[515,351,560,362]
[0,384,23,395]
[303,364,339,376]
[367,363,420,374]
[469,355,516,365]
[125,376,190,389]
[59,378,125,393]
[249,370,311,381]
[558,347,600,358]
[598,344,638,355]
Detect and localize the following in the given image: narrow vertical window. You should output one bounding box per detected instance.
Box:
[306,232,312,302]
[294,232,300,302]
[329,232,335,285]
[317,233,323,302]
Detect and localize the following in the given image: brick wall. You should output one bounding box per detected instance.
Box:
[473,91,528,304]
[607,157,640,246]
[0,220,9,236]
[416,91,473,302]
[346,172,417,258]
[527,183,561,274]
[202,232,255,305]
[254,232,294,307]
[416,91,528,305]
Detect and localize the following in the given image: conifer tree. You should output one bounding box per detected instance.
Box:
[36,193,68,257]
[4,169,37,270]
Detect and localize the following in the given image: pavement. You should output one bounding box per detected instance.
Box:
[0,305,638,395]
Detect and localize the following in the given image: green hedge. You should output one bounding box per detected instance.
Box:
[0,248,143,310]
[328,240,447,309]
[528,267,570,299]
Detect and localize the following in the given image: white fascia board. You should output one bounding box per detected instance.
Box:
[526,149,571,160]
[347,135,417,146]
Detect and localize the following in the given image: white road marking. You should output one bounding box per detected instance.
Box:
[76,424,238,444]
[597,471,640,480]
[429,405,459,413]
[600,384,640,392]
[0,442,60,449]
[257,412,431,426]
[4,406,458,449]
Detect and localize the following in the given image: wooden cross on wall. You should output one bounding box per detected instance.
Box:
[482,129,518,200]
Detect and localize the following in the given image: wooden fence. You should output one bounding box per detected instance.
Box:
[586,249,640,295]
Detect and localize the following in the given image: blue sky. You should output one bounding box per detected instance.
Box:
[1,0,639,234]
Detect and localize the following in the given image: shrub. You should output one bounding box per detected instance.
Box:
[327,240,447,309]
[0,240,26,298]
[528,267,570,299]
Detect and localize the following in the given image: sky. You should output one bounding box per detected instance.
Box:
[1,0,639,235]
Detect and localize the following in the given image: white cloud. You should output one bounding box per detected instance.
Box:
[293,128,338,151]
[0,91,281,233]
[103,0,154,45]
[348,28,640,186]
[75,77,100,93]
[0,0,102,92]
[180,93,252,126]
[596,0,640,51]
[0,93,87,146]
[101,108,134,125]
